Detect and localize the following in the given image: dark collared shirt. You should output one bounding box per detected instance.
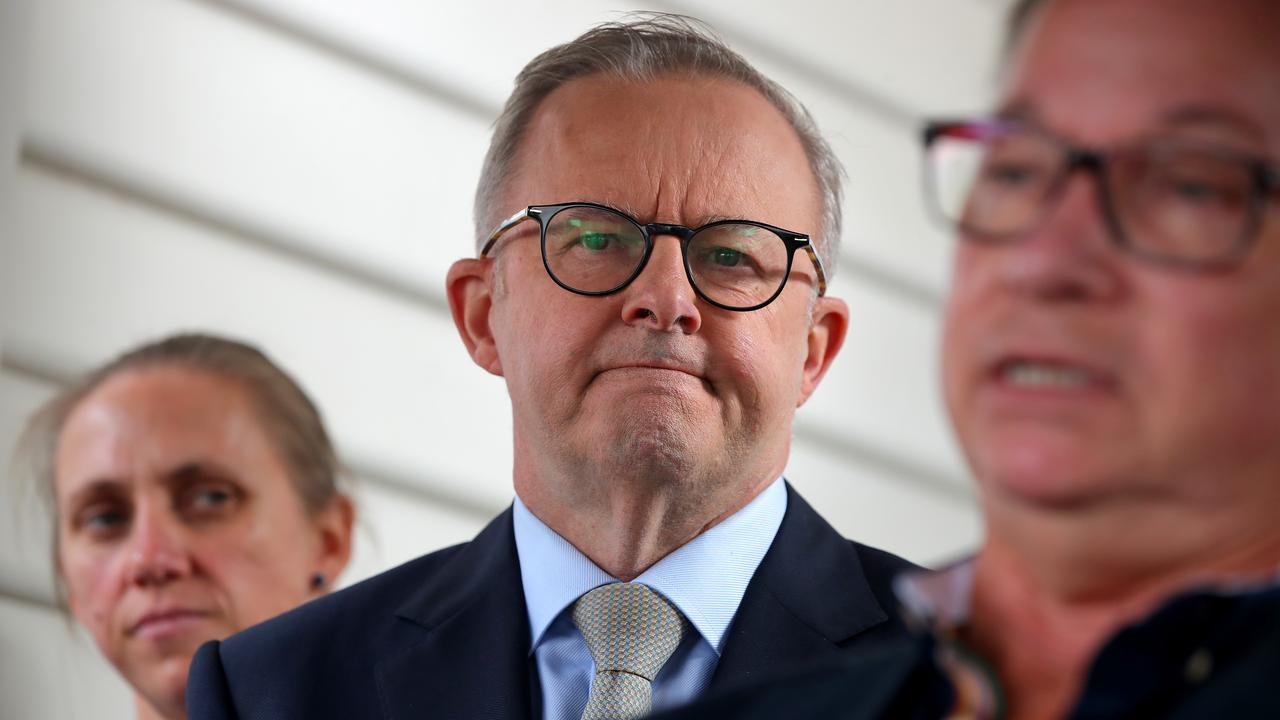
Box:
[655,565,1280,719]
[896,562,1280,719]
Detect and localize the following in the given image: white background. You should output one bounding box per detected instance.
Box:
[0,0,1013,716]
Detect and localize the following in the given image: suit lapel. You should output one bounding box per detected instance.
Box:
[710,486,892,691]
[376,509,535,720]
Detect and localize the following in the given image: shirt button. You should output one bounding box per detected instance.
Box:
[1184,648,1213,684]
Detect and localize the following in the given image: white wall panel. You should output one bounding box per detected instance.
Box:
[229,0,641,109]
[343,476,490,588]
[0,596,134,720]
[25,0,491,297]
[0,369,60,605]
[5,163,516,510]
[799,278,966,488]
[669,0,1004,117]
[786,434,980,567]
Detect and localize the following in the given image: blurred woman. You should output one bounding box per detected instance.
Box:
[18,333,354,720]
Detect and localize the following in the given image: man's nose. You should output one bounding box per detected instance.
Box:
[620,234,702,333]
[997,173,1125,303]
[125,501,193,588]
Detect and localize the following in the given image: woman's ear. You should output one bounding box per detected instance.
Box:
[309,493,355,595]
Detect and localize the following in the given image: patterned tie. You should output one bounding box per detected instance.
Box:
[573,582,688,720]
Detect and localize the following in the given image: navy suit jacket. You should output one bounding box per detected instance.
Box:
[187,485,916,719]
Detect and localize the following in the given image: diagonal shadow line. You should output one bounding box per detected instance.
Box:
[20,135,451,317]
[196,0,502,123]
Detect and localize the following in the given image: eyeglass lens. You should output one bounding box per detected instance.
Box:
[542,205,794,309]
[929,124,1258,264]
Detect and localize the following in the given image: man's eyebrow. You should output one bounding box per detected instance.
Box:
[1160,105,1267,139]
[993,99,1037,124]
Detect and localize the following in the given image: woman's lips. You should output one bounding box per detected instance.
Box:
[129,609,212,640]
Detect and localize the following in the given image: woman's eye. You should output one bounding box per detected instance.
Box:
[83,508,127,533]
[183,483,242,517]
[73,503,130,539]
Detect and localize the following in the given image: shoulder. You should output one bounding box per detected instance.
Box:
[848,540,920,604]
[204,541,472,703]
[231,541,468,653]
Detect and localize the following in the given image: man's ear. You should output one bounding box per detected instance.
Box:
[797,296,849,407]
[446,258,503,376]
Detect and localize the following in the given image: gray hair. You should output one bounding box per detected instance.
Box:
[473,13,845,277]
[1005,0,1050,59]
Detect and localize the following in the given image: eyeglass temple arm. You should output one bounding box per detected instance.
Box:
[804,244,829,296]
[480,207,535,257]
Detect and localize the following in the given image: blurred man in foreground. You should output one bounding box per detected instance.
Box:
[660,0,1280,717]
[188,15,914,720]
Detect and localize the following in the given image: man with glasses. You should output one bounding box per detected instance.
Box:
[188,14,913,720]
[658,0,1280,717]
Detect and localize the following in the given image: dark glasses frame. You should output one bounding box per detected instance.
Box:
[922,118,1280,271]
[481,201,828,312]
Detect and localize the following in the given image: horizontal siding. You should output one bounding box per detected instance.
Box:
[5,161,518,508]
[24,0,492,298]
[0,594,134,720]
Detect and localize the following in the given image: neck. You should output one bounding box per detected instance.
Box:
[515,456,780,581]
[135,693,180,720]
[967,492,1280,718]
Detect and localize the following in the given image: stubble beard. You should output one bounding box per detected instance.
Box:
[558,398,745,522]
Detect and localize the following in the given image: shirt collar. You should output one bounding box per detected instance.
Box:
[513,477,788,657]
[893,558,975,632]
[893,559,1280,632]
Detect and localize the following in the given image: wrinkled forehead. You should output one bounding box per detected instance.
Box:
[507,73,820,230]
[1002,0,1280,152]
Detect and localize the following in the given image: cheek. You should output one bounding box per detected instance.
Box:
[1139,295,1280,439]
[940,295,977,415]
[197,514,315,630]
[61,544,126,650]
[721,313,807,411]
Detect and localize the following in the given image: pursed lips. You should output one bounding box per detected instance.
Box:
[591,361,713,392]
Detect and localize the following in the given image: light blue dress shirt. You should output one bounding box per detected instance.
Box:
[512,477,788,720]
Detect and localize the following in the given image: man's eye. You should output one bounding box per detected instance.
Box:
[1168,177,1231,203]
[710,247,745,267]
[578,232,616,251]
[983,161,1040,187]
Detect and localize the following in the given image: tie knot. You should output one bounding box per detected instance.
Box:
[572,582,687,681]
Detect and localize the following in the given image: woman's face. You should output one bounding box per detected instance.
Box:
[54,365,351,719]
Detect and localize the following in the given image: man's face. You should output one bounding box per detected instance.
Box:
[943,0,1280,507]
[472,74,840,505]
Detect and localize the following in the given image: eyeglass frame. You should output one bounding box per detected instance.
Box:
[480,201,829,312]
[921,118,1280,271]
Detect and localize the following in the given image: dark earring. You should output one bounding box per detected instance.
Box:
[310,573,325,590]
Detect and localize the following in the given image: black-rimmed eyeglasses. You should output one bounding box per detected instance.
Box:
[481,202,828,312]
[923,119,1280,270]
